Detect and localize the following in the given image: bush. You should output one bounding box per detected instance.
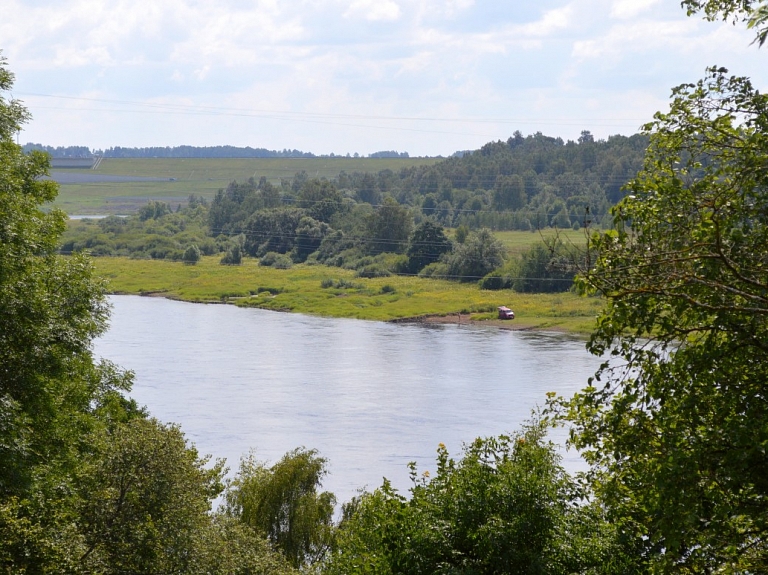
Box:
[356,264,391,278]
[259,252,293,269]
[220,245,242,265]
[182,244,201,265]
[418,261,449,279]
[479,270,511,290]
[326,421,636,575]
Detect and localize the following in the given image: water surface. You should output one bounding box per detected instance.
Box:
[94,295,599,503]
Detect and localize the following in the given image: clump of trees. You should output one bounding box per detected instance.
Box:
[0,52,296,574]
[325,421,643,575]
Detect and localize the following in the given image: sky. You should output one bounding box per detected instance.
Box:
[2,0,766,157]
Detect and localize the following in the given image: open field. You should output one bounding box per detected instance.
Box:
[94,256,603,334]
[493,229,589,258]
[50,157,439,215]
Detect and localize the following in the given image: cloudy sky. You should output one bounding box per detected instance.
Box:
[2,0,766,156]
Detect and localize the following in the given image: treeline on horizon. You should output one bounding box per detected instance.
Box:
[22,142,411,159]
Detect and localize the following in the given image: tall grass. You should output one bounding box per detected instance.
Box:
[95,256,602,334]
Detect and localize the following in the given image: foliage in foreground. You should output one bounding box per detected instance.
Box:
[325,421,643,575]
[226,448,336,569]
[555,67,768,572]
[0,52,294,574]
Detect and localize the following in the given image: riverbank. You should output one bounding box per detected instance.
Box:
[93,256,602,335]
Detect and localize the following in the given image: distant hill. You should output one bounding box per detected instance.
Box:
[23,144,416,159]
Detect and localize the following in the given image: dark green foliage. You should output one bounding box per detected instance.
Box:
[1,55,296,575]
[259,252,293,269]
[511,239,577,293]
[61,202,214,260]
[355,264,392,278]
[0,55,125,504]
[320,278,362,290]
[364,197,413,255]
[478,270,511,290]
[78,418,225,573]
[297,179,343,223]
[182,244,201,265]
[454,224,469,244]
[493,174,526,210]
[444,228,506,281]
[292,216,330,262]
[220,244,242,265]
[226,448,336,568]
[405,220,453,274]
[242,208,304,257]
[138,200,172,221]
[325,422,641,575]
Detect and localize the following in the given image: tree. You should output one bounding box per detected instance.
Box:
[325,422,641,575]
[292,216,330,262]
[220,243,242,265]
[364,197,412,255]
[0,52,137,570]
[682,0,768,45]
[0,53,294,575]
[512,239,577,293]
[242,208,304,257]
[78,418,226,574]
[405,220,452,273]
[297,179,342,223]
[493,174,526,210]
[445,228,505,281]
[182,244,201,264]
[225,448,336,568]
[556,68,768,572]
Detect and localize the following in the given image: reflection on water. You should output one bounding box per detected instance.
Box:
[94,295,600,503]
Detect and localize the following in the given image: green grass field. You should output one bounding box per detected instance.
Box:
[94,256,603,334]
[493,229,589,258]
[51,157,439,215]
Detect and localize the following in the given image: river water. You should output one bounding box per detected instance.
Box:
[93,295,601,504]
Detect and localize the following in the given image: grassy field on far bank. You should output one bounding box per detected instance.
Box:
[94,256,603,334]
[52,157,439,215]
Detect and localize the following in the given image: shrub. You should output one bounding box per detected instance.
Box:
[356,264,391,278]
[182,244,201,265]
[259,252,293,269]
[479,270,511,290]
[220,245,242,265]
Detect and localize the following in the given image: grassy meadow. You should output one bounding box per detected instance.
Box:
[95,256,603,334]
[52,157,439,214]
[492,228,589,258]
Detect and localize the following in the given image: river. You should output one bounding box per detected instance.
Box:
[93,295,601,504]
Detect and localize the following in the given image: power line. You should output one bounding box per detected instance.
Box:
[19,92,648,126]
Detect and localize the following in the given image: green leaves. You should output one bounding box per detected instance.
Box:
[563,67,768,572]
[225,448,336,568]
[327,422,638,575]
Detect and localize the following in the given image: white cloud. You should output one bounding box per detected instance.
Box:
[344,0,402,21]
[571,19,695,62]
[610,0,660,20]
[4,0,768,156]
[520,5,573,37]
